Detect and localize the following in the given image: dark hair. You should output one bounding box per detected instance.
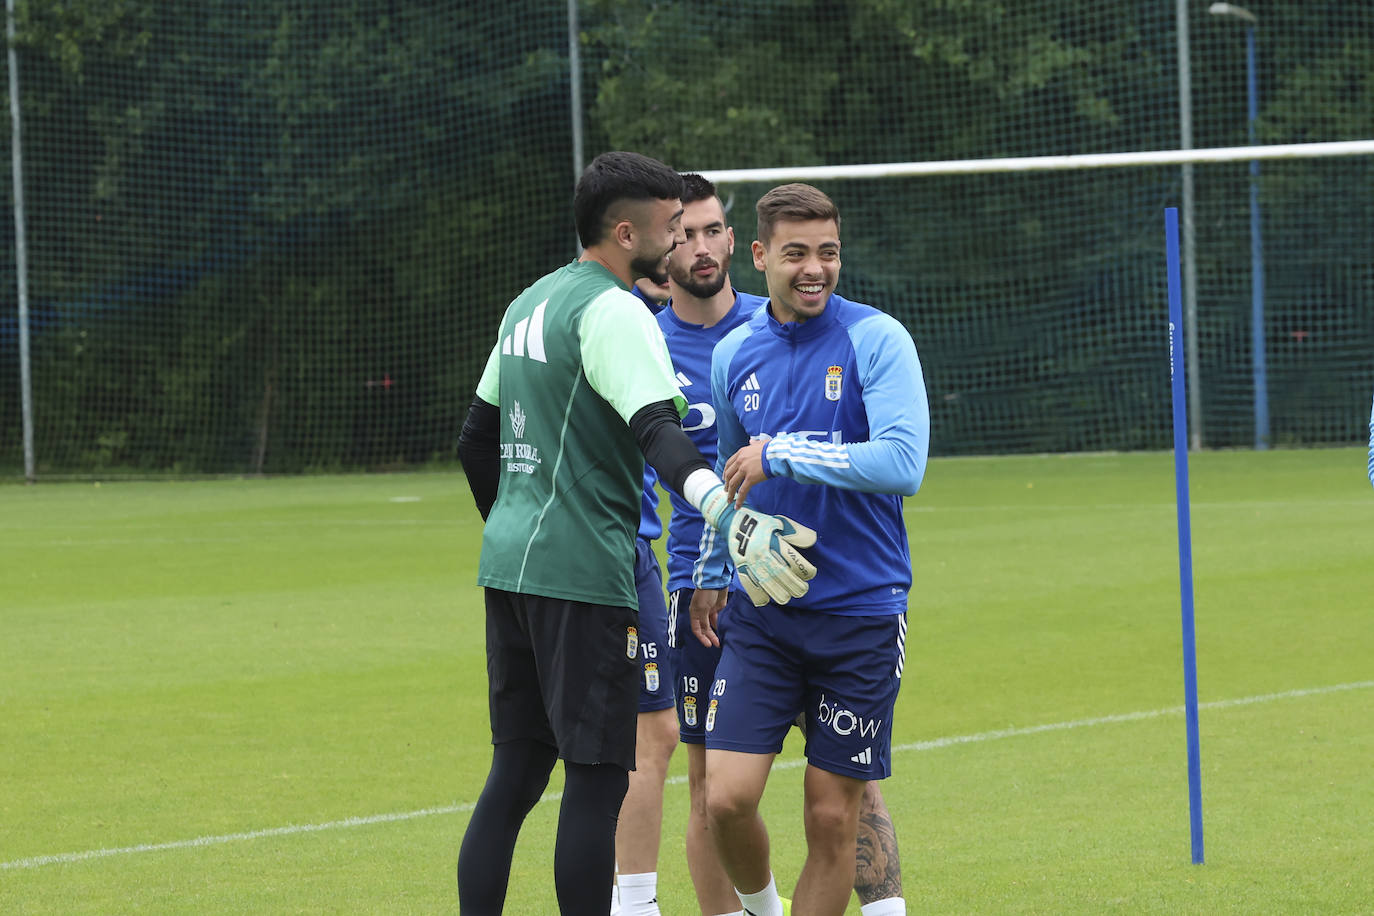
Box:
[680,173,719,207]
[574,151,684,248]
[755,182,840,246]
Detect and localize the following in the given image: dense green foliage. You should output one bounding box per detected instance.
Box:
[1,2,1371,474]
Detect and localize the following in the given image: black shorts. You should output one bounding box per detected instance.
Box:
[483,588,640,770]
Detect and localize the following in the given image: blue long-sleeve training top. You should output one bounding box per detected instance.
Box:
[700,293,930,615]
[657,292,766,591]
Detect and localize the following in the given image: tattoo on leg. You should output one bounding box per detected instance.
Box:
[853,791,902,904]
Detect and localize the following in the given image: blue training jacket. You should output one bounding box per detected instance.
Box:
[657,292,767,590]
[699,293,930,616]
[632,286,668,542]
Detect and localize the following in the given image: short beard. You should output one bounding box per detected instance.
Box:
[670,256,731,300]
[630,253,670,287]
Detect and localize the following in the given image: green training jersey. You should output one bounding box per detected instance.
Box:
[474,260,686,608]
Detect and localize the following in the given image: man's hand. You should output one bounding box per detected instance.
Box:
[699,484,817,606]
[688,587,728,648]
[723,439,769,507]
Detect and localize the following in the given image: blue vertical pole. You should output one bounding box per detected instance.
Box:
[1247,26,1269,450]
[1166,208,1205,865]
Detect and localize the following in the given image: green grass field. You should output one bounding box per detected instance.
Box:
[3,449,1371,914]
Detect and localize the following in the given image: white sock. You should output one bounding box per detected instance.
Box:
[736,874,783,916]
[860,898,906,916]
[618,871,661,916]
[609,877,620,916]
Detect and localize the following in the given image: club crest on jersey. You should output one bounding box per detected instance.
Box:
[644,662,659,692]
[683,696,698,727]
[705,699,718,732]
[824,365,843,401]
[509,401,527,438]
[626,626,639,660]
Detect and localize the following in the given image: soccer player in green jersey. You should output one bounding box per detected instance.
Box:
[455,151,818,915]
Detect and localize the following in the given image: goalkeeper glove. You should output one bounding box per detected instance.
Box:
[699,484,817,606]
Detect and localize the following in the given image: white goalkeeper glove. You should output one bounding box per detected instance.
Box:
[698,484,818,606]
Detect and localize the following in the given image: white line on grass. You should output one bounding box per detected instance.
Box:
[4,679,1370,872]
[0,805,480,871]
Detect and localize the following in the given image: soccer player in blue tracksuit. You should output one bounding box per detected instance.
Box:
[1367,386,1373,488]
[654,174,767,915]
[663,175,908,916]
[694,183,928,916]
[613,278,679,916]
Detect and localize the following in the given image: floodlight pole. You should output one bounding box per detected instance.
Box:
[7,0,34,482]
[1177,0,1203,450]
[567,0,585,254]
[1210,2,1269,450]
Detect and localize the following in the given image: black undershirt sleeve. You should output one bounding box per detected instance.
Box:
[630,400,711,496]
[462,397,705,520]
[457,396,500,520]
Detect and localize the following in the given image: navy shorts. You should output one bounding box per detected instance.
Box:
[704,601,907,780]
[667,587,740,743]
[633,538,676,714]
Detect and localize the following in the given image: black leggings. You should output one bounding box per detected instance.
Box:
[457,739,629,914]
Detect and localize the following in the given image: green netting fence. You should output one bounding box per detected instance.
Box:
[2,0,1371,477]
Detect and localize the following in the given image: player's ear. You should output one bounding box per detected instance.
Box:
[726,226,735,257]
[751,239,767,271]
[613,217,635,250]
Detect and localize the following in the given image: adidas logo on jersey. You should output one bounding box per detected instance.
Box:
[501,300,547,363]
[740,372,763,412]
[850,747,873,765]
[675,370,692,388]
